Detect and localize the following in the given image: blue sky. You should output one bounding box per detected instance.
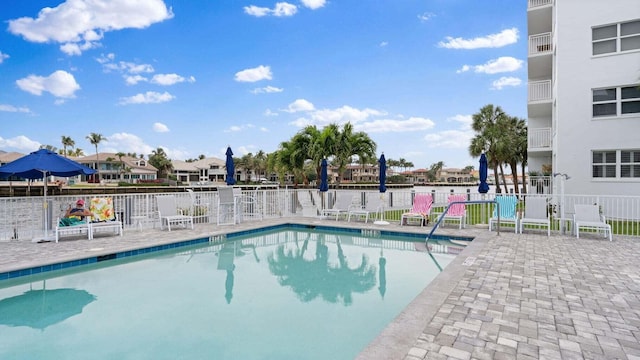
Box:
[0,0,527,169]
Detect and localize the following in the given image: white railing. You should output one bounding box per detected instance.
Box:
[528,80,552,102]
[528,0,552,9]
[528,127,552,149]
[529,33,552,55]
[1,189,639,241]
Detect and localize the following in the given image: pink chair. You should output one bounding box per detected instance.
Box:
[400,194,433,226]
[439,194,467,229]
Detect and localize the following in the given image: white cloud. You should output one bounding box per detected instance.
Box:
[457,57,523,74]
[101,58,155,74]
[16,70,80,98]
[125,75,148,85]
[0,135,41,151]
[153,122,169,132]
[0,51,10,64]
[491,76,522,90]
[101,132,154,156]
[301,0,326,10]
[151,73,189,85]
[438,28,519,49]
[355,117,435,133]
[424,130,474,149]
[379,41,388,47]
[448,114,472,130]
[119,91,174,105]
[252,86,283,94]
[417,12,435,22]
[244,2,297,17]
[307,106,385,125]
[235,65,273,82]
[0,104,31,113]
[285,99,315,113]
[8,0,173,55]
[264,109,278,116]
[224,124,255,133]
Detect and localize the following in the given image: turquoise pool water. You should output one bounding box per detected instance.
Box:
[0,228,468,359]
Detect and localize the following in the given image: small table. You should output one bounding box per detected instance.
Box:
[131,216,148,231]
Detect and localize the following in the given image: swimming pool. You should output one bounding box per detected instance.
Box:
[0,227,469,359]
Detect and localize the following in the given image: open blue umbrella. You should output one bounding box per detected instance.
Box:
[225,146,236,186]
[478,153,490,194]
[0,149,96,239]
[378,153,387,193]
[319,158,328,192]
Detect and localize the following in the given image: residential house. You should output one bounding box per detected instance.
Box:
[75,153,158,183]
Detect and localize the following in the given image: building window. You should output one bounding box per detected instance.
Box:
[593,150,640,179]
[621,150,640,178]
[593,85,640,117]
[593,19,640,55]
[592,151,616,178]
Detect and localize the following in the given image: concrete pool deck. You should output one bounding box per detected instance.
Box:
[1,218,639,360]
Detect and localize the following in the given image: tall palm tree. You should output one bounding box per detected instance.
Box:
[61,136,75,158]
[115,152,126,181]
[469,104,506,193]
[149,147,173,179]
[86,132,105,181]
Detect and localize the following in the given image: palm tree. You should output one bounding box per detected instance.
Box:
[86,132,105,182]
[61,136,75,158]
[115,152,126,181]
[469,104,506,193]
[149,147,173,179]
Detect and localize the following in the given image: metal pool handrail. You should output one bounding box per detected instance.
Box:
[426,199,499,243]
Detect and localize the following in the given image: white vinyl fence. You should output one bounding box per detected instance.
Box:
[1,188,638,241]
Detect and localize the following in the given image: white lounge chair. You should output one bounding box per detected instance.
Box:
[297,190,319,217]
[489,195,519,233]
[88,197,123,239]
[438,194,467,229]
[156,195,194,231]
[401,194,433,227]
[321,192,357,221]
[217,187,237,225]
[55,216,91,243]
[574,204,612,241]
[519,197,550,236]
[348,193,384,223]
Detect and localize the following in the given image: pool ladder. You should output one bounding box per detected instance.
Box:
[425,199,499,244]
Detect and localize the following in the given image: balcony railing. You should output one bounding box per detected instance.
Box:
[528,0,552,9]
[528,80,552,102]
[529,33,552,55]
[528,127,552,149]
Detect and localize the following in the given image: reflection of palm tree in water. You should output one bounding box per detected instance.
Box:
[268,233,376,305]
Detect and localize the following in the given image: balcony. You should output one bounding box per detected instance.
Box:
[528,80,551,102]
[528,127,552,151]
[528,0,552,9]
[529,33,552,56]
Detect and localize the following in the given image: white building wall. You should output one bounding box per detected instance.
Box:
[551,0,640,195]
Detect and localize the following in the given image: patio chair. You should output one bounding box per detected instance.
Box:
[55,215,91,243]
[348,193,384,223]
[238,187,262,221]
[401,194,433,227]
[321,192,357,221]
[519,196,550,236]
[574,204,612,241]
[489,195,519,233]
[88,197,124,239]
[217,187,237,225]
[437,194,467,229]
[156,195,194,231]
[297,190,319,217]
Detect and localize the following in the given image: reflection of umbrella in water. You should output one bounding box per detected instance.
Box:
[378,251,386,299]
[0,282,96,330]
[0,149,96,239]
[216,241,260,304]
[268,234,376,305]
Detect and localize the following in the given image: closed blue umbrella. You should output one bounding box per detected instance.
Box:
[319,158,328,192]
[0,149,96,239]
[478,153,490,194]
[225,146,236,186]
[378,153,387,193]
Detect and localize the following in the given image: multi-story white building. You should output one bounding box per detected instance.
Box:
[527,0,640,195]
